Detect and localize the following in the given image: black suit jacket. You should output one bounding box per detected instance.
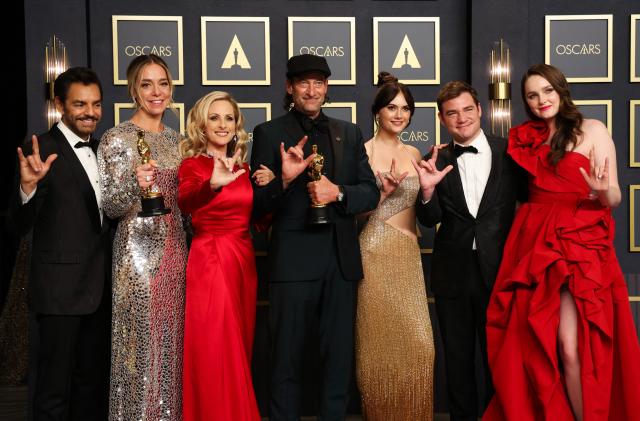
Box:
[416,135,526,297]
[251,112,379,282]
[11,126,111,315]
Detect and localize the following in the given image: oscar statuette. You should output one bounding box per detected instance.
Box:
[307,144,331,225]
[136,130,171,217]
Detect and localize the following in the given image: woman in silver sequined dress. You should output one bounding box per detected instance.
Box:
[98,54,187,421]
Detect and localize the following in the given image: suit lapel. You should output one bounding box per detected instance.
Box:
[51,126,101,231]
[328,118,344,180]
[283,112,306,148]
[476,136,503,218]
[444,142,472,217]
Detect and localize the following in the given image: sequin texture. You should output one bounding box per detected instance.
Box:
[98,121,187,421]
[356,176,435,420]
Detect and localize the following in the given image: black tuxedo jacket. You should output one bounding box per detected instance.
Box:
[416,136,526,297]
[11,126,111,315]
[251,111,379,282]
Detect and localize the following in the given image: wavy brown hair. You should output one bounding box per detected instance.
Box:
[179,91,249,162]
[521,64,583,166]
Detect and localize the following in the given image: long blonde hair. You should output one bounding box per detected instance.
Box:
[180,91,249,162]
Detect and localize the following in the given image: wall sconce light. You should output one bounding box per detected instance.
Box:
[489,39,511,138]
[45,35,68,129]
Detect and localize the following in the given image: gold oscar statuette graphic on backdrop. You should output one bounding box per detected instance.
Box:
[307,144,331,225]
[136,130,171,217]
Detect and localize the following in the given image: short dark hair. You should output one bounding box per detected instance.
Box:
[371,71,415,127]
[54,67,103,103]
[436,81,479,112]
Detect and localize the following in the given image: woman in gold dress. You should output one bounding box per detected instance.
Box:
[98,54,187,420]
[356,72,435,420]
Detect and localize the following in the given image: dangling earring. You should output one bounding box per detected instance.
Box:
[228,134,238,158]
[288,102,295,111]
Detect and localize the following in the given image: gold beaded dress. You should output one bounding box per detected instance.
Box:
[98,121,187,421]
[356,174,434,421]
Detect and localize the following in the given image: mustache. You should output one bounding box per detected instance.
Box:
[75,115,98,122]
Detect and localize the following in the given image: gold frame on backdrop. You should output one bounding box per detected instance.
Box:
[287,17,356,85]
[544,14,613,83]
[112,15,184,85]
[322,102,357,123]
[201,16,270,86]
[632,15,639,82]
[573,100,612,134]
[630,185,640,254]
[237,102,272,122]
[114,102,185,134]
[631,100,640,167]
[373,17,440,85]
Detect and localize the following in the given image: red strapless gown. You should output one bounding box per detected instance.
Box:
[178,156,260,421]
[484,121,640,421]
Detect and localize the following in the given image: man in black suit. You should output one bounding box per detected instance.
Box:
[413,81,525,421]
[251,54,379,421]
[14,67,111,420]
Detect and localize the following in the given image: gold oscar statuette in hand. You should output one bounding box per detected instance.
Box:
[136,130,171,217]
[307,144,331,225]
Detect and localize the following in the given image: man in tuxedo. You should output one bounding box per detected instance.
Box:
[250,54,379,420]
[414,81,525,421]
[14,67,111,420]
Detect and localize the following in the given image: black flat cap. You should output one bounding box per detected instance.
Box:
[286,54,331,79]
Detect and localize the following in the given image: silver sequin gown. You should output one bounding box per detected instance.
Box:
[98,121,187,421]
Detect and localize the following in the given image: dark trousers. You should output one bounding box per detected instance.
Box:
[268,250,355,421]
[435,252,494,421]
[33,288,110,421]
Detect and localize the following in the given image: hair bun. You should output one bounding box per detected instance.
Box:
[376,71,398,87]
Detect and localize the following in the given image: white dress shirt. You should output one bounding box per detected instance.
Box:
[21,121,103,223]
[454,130,492,249]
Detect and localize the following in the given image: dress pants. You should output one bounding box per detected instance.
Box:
[435,251,494,421]
[33,287,110,421]
[268,249,355,421]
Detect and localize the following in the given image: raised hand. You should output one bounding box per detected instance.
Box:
[377,158,409,201]
[210,149,246,191]
[412,145,453,202]
[17,135,57,195]
[280,135,316,188]
[252,164,275,186]
[136,160,158,190]
[579,147,609,199]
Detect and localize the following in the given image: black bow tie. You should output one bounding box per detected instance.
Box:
[454,144,478,157]
[74,139,97,149]
[301,116,329,134]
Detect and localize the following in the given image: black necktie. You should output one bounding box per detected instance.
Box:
[454,144,478,157]
[74,139,97,149]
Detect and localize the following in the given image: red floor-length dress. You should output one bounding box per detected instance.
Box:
[485,121,640,421]
[178,155,260,421]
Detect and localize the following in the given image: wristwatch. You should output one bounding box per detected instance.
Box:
[336,185,345,202]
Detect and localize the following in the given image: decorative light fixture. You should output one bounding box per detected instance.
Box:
[489,39,511,138]
[45,35,69,128]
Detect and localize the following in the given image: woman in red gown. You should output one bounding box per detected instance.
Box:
[485,64,640,420]
[178,91,273,421]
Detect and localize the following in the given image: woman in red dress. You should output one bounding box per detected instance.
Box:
[485,64,640,421]
[178,91,273,421]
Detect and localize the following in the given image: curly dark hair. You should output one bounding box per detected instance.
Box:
[521,63,583,166]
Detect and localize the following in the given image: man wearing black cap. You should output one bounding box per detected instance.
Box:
[251,54,379,420]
